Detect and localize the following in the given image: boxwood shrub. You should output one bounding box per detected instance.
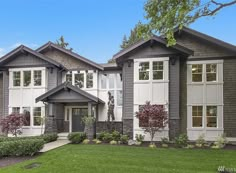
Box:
[68,132,87,144]
[0,133,58,143]
[0,139,44,157]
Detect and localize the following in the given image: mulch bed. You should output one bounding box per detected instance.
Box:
[0,153,41,168]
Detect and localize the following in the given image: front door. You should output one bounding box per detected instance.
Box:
[72,108,88,132]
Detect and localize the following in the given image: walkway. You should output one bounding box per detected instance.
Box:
[40,139,70,152]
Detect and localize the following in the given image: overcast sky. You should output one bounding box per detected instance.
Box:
[0,0,235,63]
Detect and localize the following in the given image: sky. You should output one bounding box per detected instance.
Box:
[0,0,236,63]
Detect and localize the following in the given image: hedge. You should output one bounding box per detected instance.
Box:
[68,132,87,144]
[0,133,58,143]
[0,139,44,157]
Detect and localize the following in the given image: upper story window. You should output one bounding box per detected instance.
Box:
[153,61,163,80]
[33,70,42,86]
[101,74,107,89]
[86,73,93,88]
[206,64,217,82]
[139,62,149,80]
[108,74,115,88]
[66,73,72,84]
[192,64,202,82]
[75,73,84,88]
[23,71,31,87]
[13,71,21,86]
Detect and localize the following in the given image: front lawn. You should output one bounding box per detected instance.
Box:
[1,144,236,173]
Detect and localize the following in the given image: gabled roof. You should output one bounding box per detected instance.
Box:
[0,45,66,69]
[36,41,104,70]
[175,27,236,53]
[113,35,194,62]
[36,82,105,104]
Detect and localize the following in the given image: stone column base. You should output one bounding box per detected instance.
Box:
[44,116,57,134]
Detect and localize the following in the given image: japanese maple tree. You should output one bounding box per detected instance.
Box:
[135,101,168,144]
[0,113,27,137]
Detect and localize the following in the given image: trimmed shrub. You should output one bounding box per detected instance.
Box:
[97,131,106,141]
[0,133,58,143]
[110,140,117,145]
[41,133,58,143]
[0,139,44,157]
[102,132,113,143]
[68,132,87,144]
[135,134,145,143]
[82,139,90,144]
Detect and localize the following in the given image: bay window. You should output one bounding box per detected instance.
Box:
[13,71,21,86]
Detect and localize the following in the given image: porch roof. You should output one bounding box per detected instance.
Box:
[36,82,105,104]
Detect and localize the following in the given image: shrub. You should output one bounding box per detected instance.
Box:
[135,134,145,143]
[161,137,169,144]
[185,144,195,149]
[0,139,44,157]
[149,143,156,148]
[120,135,129,144]
[195,134,205,148]
[41,133,58,143]
[102,132,113,143]
[161,143,168,148]
[97,131,106,141]
[211,134,228,149]
[110,140,117,145]
[82,139,90,144]
[92,139,102,144]
[175,134,189,148]
[68,132,87,144]
[112,131,121,141]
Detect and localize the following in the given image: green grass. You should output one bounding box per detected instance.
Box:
[1,144,236,173]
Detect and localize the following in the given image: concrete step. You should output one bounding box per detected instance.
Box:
[58,133,69,140]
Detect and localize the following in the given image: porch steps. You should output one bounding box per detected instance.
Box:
[58,133,69,140]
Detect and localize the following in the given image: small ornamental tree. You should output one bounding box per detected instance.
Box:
[0,113,27,137]
[135,101,168,144]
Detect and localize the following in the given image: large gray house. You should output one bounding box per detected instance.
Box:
[0,27,236,141]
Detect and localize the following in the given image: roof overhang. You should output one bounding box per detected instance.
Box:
[36,42,104,71]
[36,82,105,104]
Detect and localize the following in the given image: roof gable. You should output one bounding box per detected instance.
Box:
[36,42,104,70]
[36,82,105,104]
[0,45,64,69]
[113,36,193,63]
[175,27,236,53]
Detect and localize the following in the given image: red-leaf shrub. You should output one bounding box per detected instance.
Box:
[135,101,168,144]
[0,113,27,137]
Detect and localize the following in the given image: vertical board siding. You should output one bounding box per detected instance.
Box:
[3,71,9,116]
[0,74,3,117]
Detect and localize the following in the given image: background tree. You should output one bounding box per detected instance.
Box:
[56,36,73,51]
[0,113,27,137]
[136,0,236,46]
[135,101,168,144]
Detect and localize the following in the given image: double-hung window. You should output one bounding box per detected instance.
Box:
[33,107,41,126]
[192,106,203,127]
[66,73,72,84]
[13,71,21,87]
[192,64,203,82]
[139,62,149,80]
[23,71,31,87]
[206,106,217,127]
[206,64,217,82]
[75,73,84,88]
[86,73,93,88]
[34,70,42,86]
[153,61,163,80]
[23,107,31,126]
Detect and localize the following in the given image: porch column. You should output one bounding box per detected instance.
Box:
[88,102,92,116]
[44,103,57,134]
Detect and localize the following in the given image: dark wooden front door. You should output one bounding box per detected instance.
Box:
[72,108,88,132]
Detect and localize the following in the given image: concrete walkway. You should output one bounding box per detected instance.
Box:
[40,140,70,152]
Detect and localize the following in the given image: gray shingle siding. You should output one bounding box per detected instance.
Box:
[3,71,9,116]
[0,74,3,117]
[122,61,134,120]
[223,58,236,137]
[169,57,180,139]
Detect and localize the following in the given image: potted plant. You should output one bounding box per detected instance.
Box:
[82,115,95,140]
